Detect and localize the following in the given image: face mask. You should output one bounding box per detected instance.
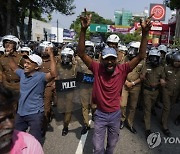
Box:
[128,47,138,60]
[85,47,94,58]
[61,55,72,65]
[149,56,160,67]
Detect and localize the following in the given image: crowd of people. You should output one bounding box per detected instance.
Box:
[0,10,179,154]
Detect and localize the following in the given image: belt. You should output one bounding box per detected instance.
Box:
[144,85,159,91]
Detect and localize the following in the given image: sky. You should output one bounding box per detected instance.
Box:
[50,0,172,29]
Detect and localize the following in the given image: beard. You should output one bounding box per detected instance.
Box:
[0,129,13,150]
[104,64,116,75]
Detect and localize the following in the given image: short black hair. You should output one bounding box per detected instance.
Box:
[0,84,17,111]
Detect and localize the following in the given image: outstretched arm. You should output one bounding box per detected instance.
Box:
[128,14,153,70]
[78,8,93,68]
[45,47,57,82]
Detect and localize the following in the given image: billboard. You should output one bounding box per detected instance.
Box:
[150,4,166,21]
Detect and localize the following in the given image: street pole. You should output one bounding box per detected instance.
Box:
[168,26,171,46]
[57,19,59,42]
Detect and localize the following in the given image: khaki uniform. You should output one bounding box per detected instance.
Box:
[56,62,77,128]
[0,52,22,91]
[162,65,180,129]
[155,57,167,105]
[142,64,165,130]
[76,56,93,126]
[121,57,145,127]
[40,58,56,123]
[117,51,126,64]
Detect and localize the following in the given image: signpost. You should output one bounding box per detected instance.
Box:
[150,4,166,21]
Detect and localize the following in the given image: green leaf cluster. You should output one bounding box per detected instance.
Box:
[70,11,114,40]
[0,0,75,40]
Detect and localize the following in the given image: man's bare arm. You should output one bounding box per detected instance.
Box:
[45,47,57,82]
[78,8,93,68]
[129,15,153,70]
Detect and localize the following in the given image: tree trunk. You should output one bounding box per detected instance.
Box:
[6,0,12,34]
[27,3,33,40]
[0,11,6,36]
[20,11,26,41]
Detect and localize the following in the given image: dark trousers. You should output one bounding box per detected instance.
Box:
[92,109,121,154]
[15,112,44,145]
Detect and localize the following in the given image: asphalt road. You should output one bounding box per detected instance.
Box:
[43,101,180,154]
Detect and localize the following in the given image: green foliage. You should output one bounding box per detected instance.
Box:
[70,11,114,40]
[0,0,75,37]
[120,33,141,44]
[128,17,141,27]
[165,0,180,10]
[171,38,180,48]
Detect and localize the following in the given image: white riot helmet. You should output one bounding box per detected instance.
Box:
[148,49,161,67]
[85,41,95,58]
[2,35,20,50]
[61,48,74,65]
[21,47,33,55]
[37,41,54,54]
[129,41,140,49]
[118,45,128,52]
[106,34,120,43]
[127,41,140,60]
[158,45,167,53]
[149,49,161,57]
[85,41,95,47]
[61,48,74,56]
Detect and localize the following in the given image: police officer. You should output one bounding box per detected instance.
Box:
[161,52,180,136]
[117,44,128,64]
[158,44,167,66]
[141,49,166,138]
[106,34,120,50]
[76,40,94,134]
[20,47,32,56]
[56,47,77,136]
[155,44,168,109]
[0,35,22,92]
[120,41,145,134]
[38,41,56,136]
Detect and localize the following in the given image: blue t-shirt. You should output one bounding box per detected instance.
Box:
[16,69,46,116]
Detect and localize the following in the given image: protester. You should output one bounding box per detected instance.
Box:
[0,83,44,154]
[8,47,57,144]
[78,8,152,154]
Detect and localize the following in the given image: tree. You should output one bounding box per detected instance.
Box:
[164,0,180,10]
[0,0,76,40]
[165,0,180,39]
[128,17,142,27]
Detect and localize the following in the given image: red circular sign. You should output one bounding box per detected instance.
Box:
[151,5,165,20]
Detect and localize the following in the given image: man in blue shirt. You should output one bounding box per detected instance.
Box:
[8,47,57,144]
